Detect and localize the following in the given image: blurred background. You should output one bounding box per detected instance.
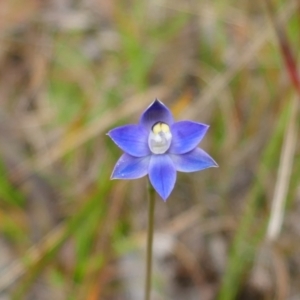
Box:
[0,0,299,299]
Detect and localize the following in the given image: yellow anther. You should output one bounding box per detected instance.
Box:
[160,123,170,133]
[152,123,161,134]
[152,122,170,134]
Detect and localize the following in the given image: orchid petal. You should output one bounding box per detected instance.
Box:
[170,148,218,172]
[140,99,174,130]
[111,153,150,179]
[169,121,209,154]
[148,154,176,201]
[107,125,150,157]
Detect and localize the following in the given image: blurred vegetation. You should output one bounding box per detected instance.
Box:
[0,0,299,299]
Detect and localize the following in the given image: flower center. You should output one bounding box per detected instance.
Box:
[148,122,172,154]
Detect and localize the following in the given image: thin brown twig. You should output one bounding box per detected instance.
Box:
[264,0,300,96]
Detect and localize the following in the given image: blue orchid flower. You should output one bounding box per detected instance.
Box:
[108,99,218,201]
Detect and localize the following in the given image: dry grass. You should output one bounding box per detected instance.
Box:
[0,0,299,299]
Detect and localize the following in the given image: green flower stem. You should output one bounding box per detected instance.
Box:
[145,181,156,300]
